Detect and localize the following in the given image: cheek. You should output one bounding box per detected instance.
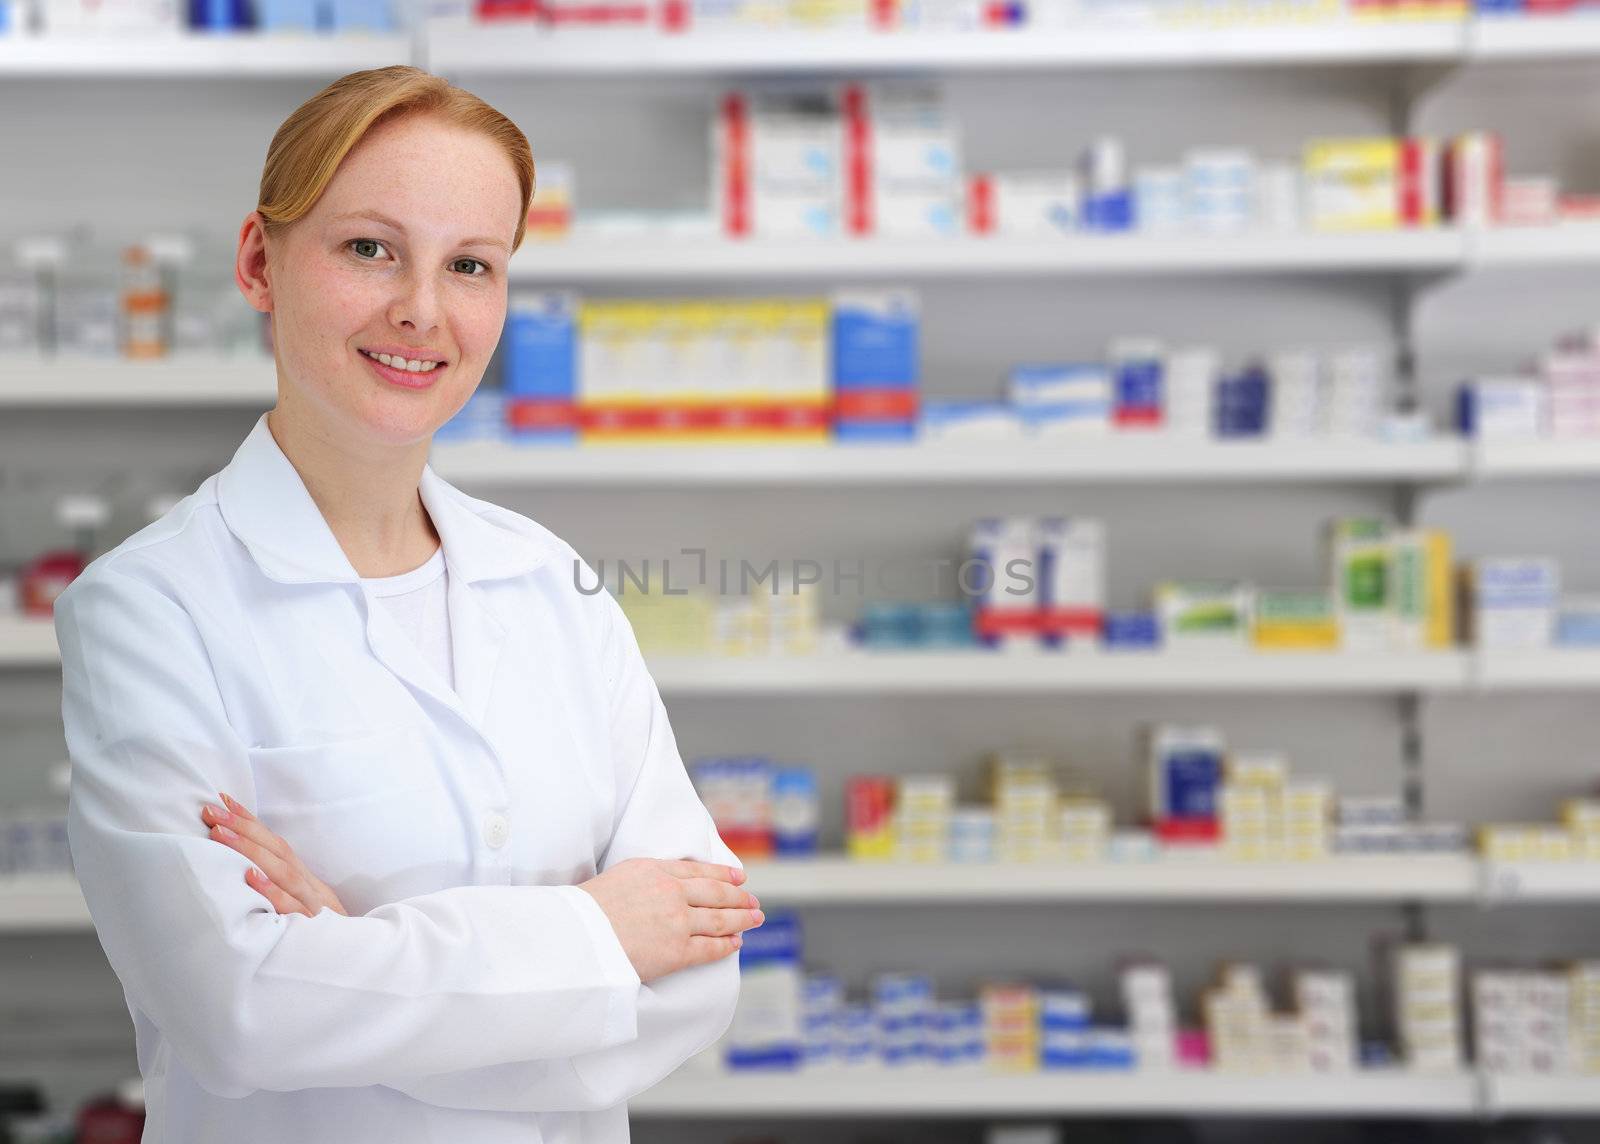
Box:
[454,291,507,360]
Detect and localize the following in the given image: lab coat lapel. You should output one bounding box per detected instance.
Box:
[360,585,476,727]
[445,574,506,732]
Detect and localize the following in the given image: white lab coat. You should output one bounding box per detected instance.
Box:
[55,413,741,1143]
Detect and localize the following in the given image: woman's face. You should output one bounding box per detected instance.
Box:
[253,112,521,449]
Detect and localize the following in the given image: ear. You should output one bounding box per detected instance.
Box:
[235,212,273,314]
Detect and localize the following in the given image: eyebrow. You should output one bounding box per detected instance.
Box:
[329,210,511,253]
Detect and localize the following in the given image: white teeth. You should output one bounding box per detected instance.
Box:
[364,350,440,373]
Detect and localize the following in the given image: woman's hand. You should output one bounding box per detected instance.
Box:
[200,792,350,919]
[578,858,762,985]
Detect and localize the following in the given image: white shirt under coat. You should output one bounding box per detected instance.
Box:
[54,412,741,1143]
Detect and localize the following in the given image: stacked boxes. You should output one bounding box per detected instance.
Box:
[1460,558,1559,651]
[1147,725,1224,844]
[1304,138,1438,231]
[1156,582,1252,652]
[504,292,579,442]
[1569,963,1600,1073]
[1218,754,1282,862]
[727,913,805,1070]
[969,516,1106,648]
[1253,590,1339,651]
[1204,963,1273,1073]
[982,982,1041,1071]
[802,974,843,1067]
[1058,796,1112,862]
[694,756,774,858]
[931,1001,985,1065]
[1478,796,1600,862]
[874,973,936,1066]
[714,91,839,239]
[578,298,831,444]
[1328,518,1455,653]
[832,290,920,441]
[842,84,963,238]
[990,754,1059,862]
[1294,970,1359,1072]
[1474,969,1571,1074]
[1122,962,1178,1069]
[847,776,897,861]
[1324,348,1390,438]
[1393,944,1464,1073]
[1008,363,1113,436]
[1164,348,1221,437]
[894,774,956,862]
[1214,363,1270,438]
[619,582,819,656]
[1108,337,1164,429]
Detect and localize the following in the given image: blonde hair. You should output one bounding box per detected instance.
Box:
[258,65,535,251]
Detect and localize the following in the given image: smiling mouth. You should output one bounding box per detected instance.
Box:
[359,348,446,374]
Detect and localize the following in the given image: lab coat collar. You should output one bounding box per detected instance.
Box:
[218,413,556,587]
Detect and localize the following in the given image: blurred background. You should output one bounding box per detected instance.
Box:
[5,0,1600,1140]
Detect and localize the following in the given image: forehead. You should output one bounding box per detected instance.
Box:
[313,112,521,240]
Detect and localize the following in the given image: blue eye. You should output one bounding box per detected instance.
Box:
[350,239,387,259]
[451,257,487,276]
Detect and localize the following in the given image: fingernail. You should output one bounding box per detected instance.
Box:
[730,867,745,884]
[249,866,266,882]
[220,792,241,812]
[215,824,239,841]
[746,893,760,909]
[752,910,765,926]
[203,803,231,824]
[732,934,743,948]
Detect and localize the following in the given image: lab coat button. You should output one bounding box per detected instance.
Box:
[482,811,510,849]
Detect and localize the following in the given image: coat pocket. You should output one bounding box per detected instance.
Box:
[248,727,434,814]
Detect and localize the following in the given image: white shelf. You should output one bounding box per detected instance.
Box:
[0,875,89,932]
[0,31,411,75]
[744,854,1480,903]
[1472,649,1600,690]
[648,649,1473,694]
[430,437,1469,486]
[1468,13,1600,59]
[1481,861,1600,903]
[1484,1074,1600,1114]
[427,20,1465,75]
[1473,438,1600,479]
[0,618,60,668]
[510,230,1468,282]
[1,356,277,407]
[629,1066,1479,1117]
[1470,223,1600,267]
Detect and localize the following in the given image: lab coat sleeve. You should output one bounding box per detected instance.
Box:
[387,586,742,1113]
[57,566,643,1100]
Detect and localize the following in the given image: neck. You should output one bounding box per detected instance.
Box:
[265,401,439,579]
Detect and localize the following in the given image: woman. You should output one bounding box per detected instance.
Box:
[55,66,760,1144]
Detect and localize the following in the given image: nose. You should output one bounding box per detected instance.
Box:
[388,266,441,335]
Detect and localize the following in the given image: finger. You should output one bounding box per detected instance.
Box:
[660,859,743,884]
[209,825,304,899]
[245,866,312,918]
[683,934,743,967]
[681,877,759,911]
[203,801,288,864]
[219,791,259,824]
[689,907,764,937]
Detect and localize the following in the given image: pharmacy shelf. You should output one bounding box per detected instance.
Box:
[1470,223,1600,268]
[429,437,1469,487]
[648,649,1473,694]
[1480,861,1600,903]
[629,1066,1479,1117]
[744,854,1480,903]
[510,230,1468,282]
[1472,650,1600,691]
[0,32,411,76]
[2,356,277,407]
[0,875,89,933]
[1472,438,1600,479]
[1468,13,1600,59]
[1484,1075,1600,1115]
[0,618,60,669]
[426,20,1465,75]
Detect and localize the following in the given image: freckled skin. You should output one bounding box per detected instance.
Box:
[235,112,522,451]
